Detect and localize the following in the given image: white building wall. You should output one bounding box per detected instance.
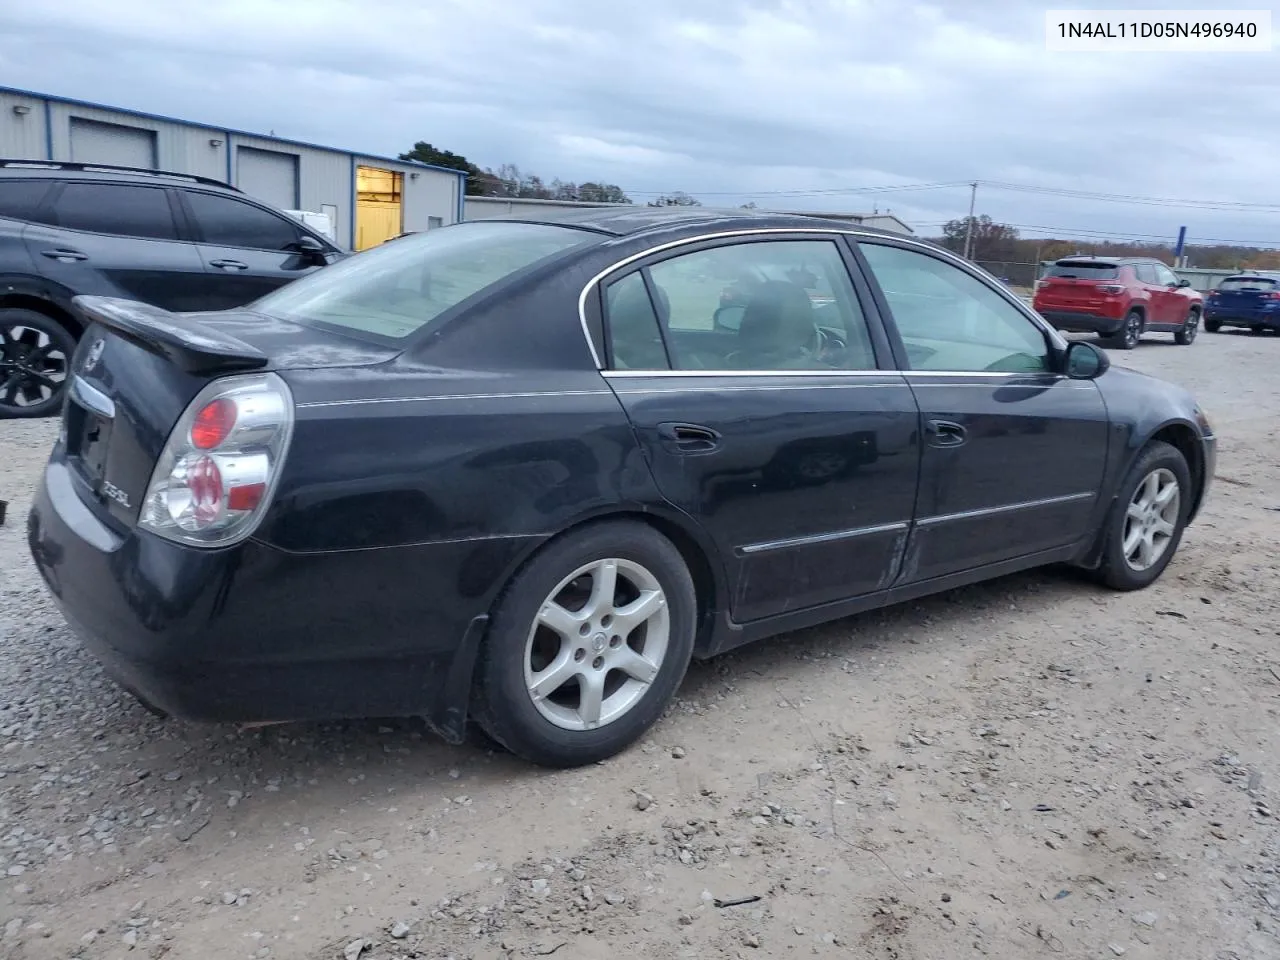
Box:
[0,91,50,159]
[47,101,227,181]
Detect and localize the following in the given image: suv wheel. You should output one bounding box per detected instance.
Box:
[1104,310,1143,350]
[0,309,76,419]
[1174,308,1200,345]
[1204,318,1222,333]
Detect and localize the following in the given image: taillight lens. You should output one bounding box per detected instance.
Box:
[1098,285,1124,294]
[1265,292,1280,301]
[139,373,294,547]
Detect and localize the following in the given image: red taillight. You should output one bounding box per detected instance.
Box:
[227,481,266,512]
[1098,285,1124,294]
[191,397,238,449]
[1266,292,1280,301]
[140,374,293,547]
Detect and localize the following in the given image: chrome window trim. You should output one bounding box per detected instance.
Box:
[297,389,610,409]
[578,226,1068,371]
[602,368,1064,379]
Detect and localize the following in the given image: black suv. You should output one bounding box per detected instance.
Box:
[0,160,345,418]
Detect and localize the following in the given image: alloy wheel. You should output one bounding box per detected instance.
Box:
[1123,313,1141,349]
[523,558,670,732]
[1122,468,1181,572]
[0,324,69,411]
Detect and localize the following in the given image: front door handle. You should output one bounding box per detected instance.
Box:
[926,419,967,447]
[657,422,721,454]
[209,259,249,270]
[40,248,88,262]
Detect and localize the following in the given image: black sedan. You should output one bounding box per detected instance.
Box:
[26,209,1216,768]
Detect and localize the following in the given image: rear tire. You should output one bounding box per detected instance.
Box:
[0,308,76,419]
[1252,324,1266,335]
[1204,318,1222,333]
[1103,310,1142,350]
[1174,308,1199,345]
[472,521,697,768]
[1095,441,1191,591]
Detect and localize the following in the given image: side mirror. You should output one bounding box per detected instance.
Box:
[713,304,745,332]
[1177,278,1191,288]
[293,234,325,253]
[1064,340,1110,380]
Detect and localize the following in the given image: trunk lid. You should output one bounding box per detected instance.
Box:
[58,296,398,535]
[1036,261,1124,310]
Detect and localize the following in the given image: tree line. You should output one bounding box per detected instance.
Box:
[937,214,1280,271]
[398,141,702,208]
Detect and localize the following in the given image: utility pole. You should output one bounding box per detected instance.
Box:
[962,181,978,260]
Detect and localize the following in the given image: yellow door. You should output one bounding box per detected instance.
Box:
[355,166,403,251]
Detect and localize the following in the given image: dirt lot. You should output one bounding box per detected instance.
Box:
[2,330,1279,960]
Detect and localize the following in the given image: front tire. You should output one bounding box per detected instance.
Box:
[1104,310,1143,350]
[1095,441,1192,591]
[0,308,76,419]
[1204,317,1222,333]
[472,521,697,768]
[1174,308,1199,345]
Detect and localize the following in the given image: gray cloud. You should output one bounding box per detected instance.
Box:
[1,0,1277,246]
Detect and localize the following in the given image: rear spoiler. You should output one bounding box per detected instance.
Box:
[72,296,269,375]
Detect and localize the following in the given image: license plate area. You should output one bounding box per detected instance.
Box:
[64,378,116,493]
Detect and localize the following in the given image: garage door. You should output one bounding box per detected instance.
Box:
[236,147,298,209]
[69,118,157,169]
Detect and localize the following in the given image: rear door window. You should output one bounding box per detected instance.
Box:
[185,191,302,251]
[0,180,51,222]
[1134,264,1158,284]
[49,182,179,240]
[1046,262,1119,280]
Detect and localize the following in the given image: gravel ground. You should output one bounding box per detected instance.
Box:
[2,329,1280,960]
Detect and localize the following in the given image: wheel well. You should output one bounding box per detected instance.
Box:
[507,511,723,657]
[0,294,82,339]
[1150,423,1205,513]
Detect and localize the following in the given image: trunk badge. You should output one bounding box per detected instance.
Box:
[83,339,105,372]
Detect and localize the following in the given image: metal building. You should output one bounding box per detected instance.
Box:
[0,85,466,251]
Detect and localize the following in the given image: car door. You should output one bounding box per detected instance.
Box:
[179,189,328,309]
[599,234,922,623]
[1151,263,1186,326]
[854,239,1109,583]
[1133,262,1168,324]
[21,180,209,313]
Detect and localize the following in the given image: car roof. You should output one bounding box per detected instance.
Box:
[0,159,239,193]
[484,204,914,240]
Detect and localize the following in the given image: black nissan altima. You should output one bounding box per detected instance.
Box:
[27,208,1216,768]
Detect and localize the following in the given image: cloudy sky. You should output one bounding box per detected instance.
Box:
[2,0,1278,248]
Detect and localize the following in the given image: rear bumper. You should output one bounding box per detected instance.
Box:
[1204,308,1280,329]
[1036,310,1126,335]
[27,458,523,735]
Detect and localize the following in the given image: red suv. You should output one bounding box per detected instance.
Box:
[1033,256,1203,349]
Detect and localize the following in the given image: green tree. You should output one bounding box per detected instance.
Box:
[397,141,487,196]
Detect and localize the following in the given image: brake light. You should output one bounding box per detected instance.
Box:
[1266,292,1280,301]
[191,397,237,449]
[139,373,294,547]
[1098,285,1124,294]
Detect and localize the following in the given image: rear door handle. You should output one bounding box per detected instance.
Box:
[657,422,721,453]
[209,259,249,270]
[926,419,967,447]
[40,248,88,262]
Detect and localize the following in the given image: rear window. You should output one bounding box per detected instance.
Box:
[1218,276,1279,291]
[251,221,597,340]
[1046,262,1120,280]
[0,179,51,222]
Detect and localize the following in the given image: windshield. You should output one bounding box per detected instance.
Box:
[1218,276,1279,291]
[1047,262,1120,280]
[252,221,597,339]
